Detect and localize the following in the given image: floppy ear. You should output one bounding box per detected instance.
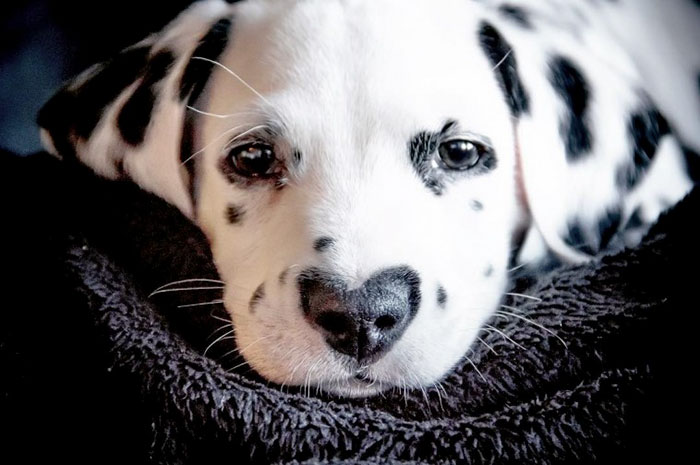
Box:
[478,21,696,266]
[38,0,236,218]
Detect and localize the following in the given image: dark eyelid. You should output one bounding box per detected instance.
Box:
[440,120,459,135]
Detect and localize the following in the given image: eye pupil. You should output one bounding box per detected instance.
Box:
[228,144,276,178]
[439,140,482,170]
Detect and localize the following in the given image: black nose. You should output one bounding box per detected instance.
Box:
[298,266,421,365]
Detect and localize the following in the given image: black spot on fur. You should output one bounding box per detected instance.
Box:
[180,109,198,206]
[37,45,151,156]
[313,237,334,252]
[625,207,644,231]
[498,4,533,28]
[484,265,494,278]
[179,18,233,102]
[37,91,79,159]
[682,145,700,183]
[564,221,596,256]
[616,107,671,191]
[564,208,622,255]
[117,50,175,146]
[409,131,444,196]
[548,56,593,161]
[471,200,484,211]
[178,17,235,205]
[226,204,245,224]
[478,22,530,117]
[597,207,622,250]
[249,283,265,313]
[292,150,303,165]
[437,286,448,308]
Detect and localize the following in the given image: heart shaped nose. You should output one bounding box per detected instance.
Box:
[298,267,421,365]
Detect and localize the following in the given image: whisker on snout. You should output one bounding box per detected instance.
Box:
[191,56,274,107]
[177,299,225,308]
[481,325,527,351]
[465,350,488,384]
[150,277,224,293]
[498,305,568,350]
[148,286,225,298]
[504,292,542,302]
[203,331,236,357]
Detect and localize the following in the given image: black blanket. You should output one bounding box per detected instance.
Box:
[2,151,697,464]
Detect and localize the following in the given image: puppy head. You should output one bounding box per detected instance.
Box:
[39,0,529,396]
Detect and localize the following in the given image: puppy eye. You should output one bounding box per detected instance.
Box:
[438,139,490,171]
[226,143,277,178]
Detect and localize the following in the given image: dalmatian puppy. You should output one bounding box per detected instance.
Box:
[38,0,700,396]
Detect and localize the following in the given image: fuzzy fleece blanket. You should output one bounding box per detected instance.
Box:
[2,150,697,464]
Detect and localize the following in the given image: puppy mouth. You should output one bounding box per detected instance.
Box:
[329,374,392,397]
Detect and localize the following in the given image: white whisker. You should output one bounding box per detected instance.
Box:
[508,263,527,273]
[209,312,232,324]
[492,49,512,71]
[180,124,248,165]
[476,336,498,355]
[192,56,273,106]
[221,124,270,152]
[482,324,526,350]
[203,330,235,357]
[505,292,542,302]
[224,335,274,369]
[177,299,225,308]
[466,352,488,383]
[185,106,262,119]
[208,323,234,339]
[151,278,224,294]
[149,286,224,298]
[498,306,568,349]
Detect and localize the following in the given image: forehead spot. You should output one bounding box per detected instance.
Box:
[179,17,234,102]
[117,49,176,147]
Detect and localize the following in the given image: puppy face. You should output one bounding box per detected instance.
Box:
[42,0,694,397]
[193,0,518,395]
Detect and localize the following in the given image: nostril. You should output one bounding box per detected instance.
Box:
[374,314,397,330]
[315,311,351,336]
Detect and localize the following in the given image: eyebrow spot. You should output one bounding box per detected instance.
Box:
[313,237,335,252]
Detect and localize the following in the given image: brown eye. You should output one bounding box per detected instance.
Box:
[438,139,489,170]
[226,143,277,178]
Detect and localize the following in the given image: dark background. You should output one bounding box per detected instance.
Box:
[0,2,196,462]
[0,0,196,155]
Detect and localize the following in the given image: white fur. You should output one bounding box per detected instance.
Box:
[39,0,698,396]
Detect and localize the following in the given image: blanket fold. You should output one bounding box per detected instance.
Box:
[2,151,696,464]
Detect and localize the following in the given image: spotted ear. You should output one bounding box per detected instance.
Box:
[478,20,696,266]
[38,0,235,218]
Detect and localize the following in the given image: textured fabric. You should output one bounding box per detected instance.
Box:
[2,151,697,464]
